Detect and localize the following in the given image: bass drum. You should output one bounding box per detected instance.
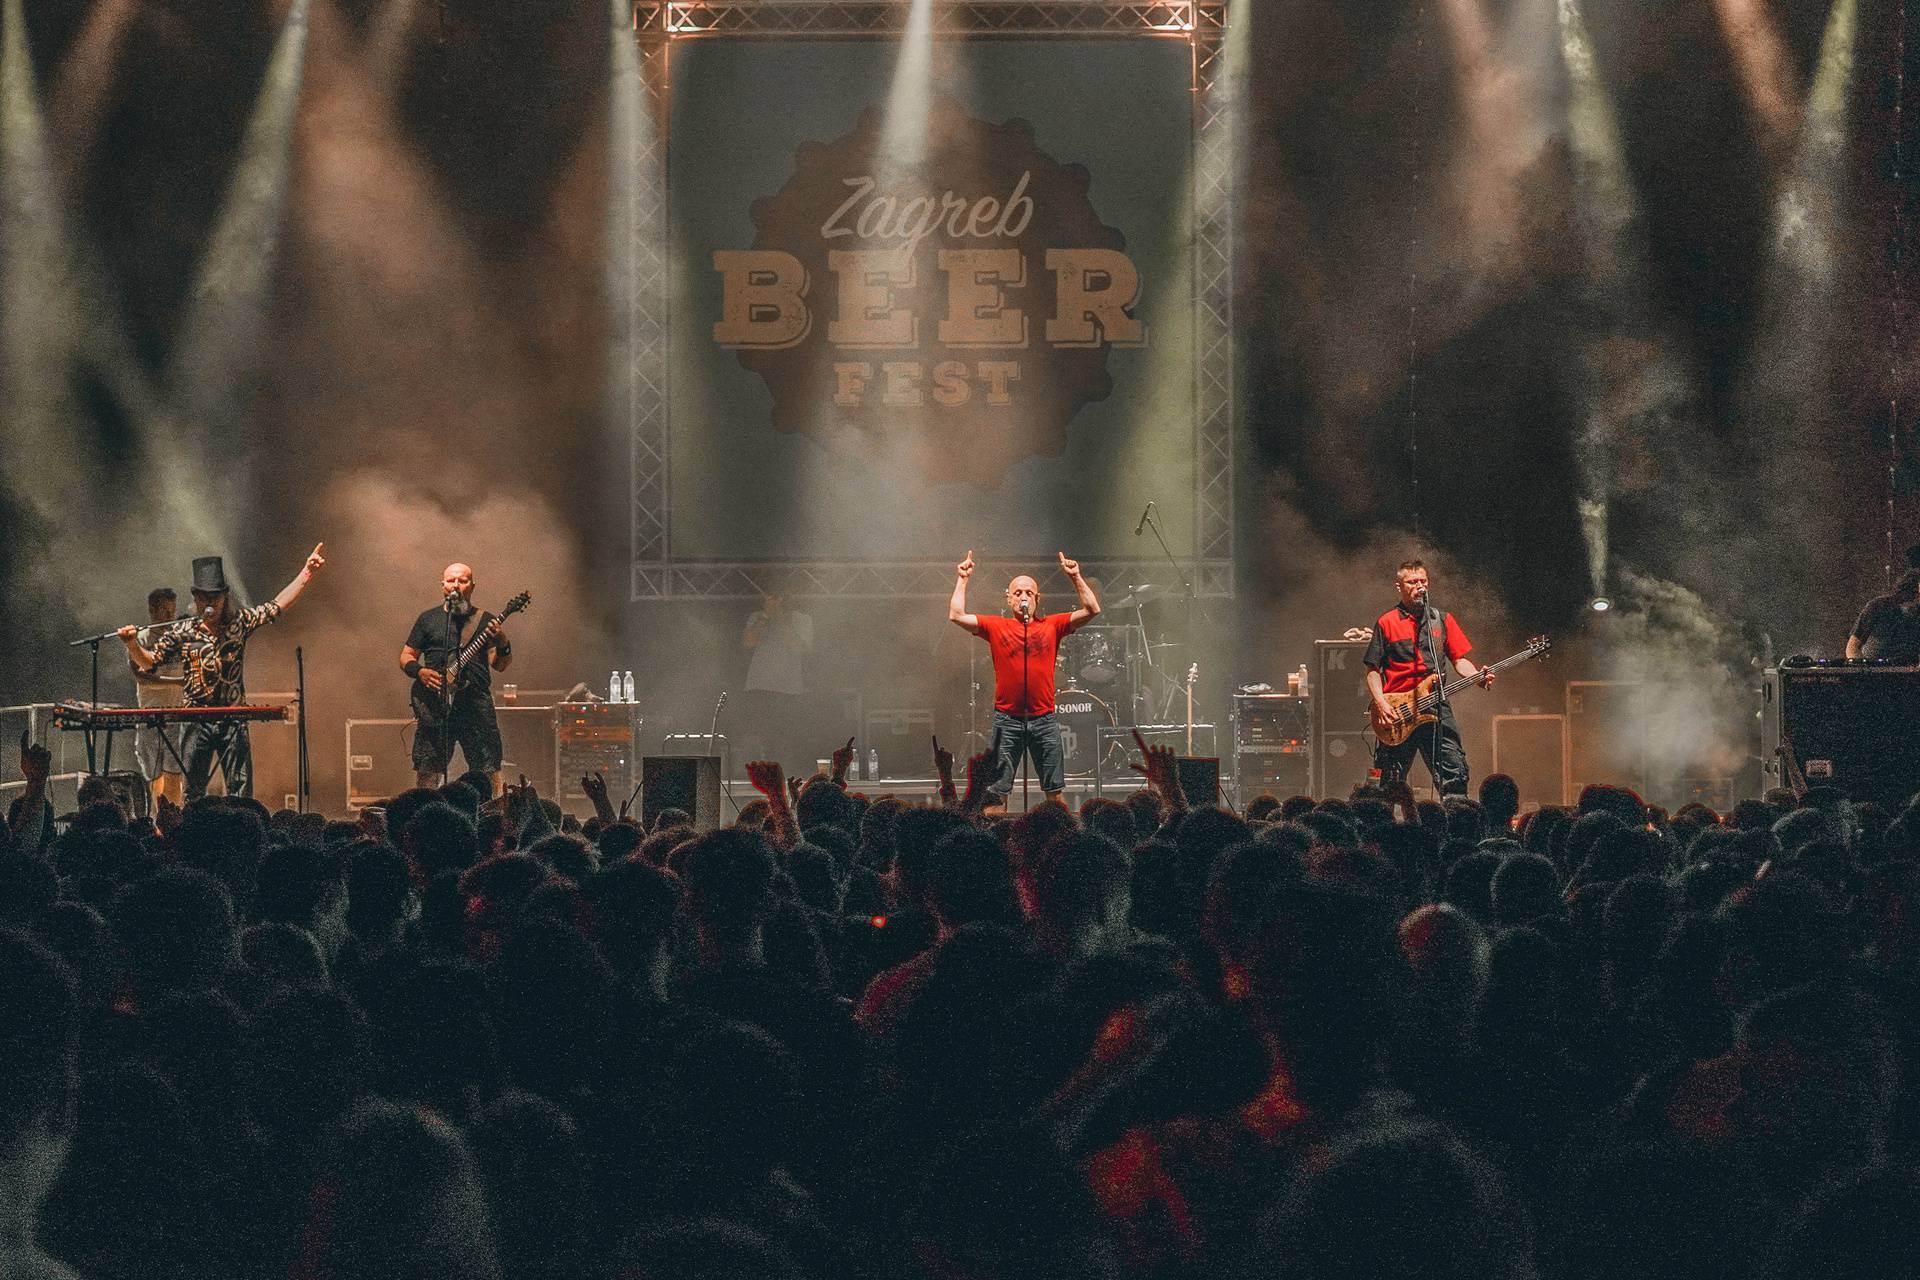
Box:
[1054,689,1116,777]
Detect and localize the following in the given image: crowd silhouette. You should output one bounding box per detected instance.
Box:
[1,725,1914,1280]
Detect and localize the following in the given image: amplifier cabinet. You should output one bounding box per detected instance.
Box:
[1236,748,1310,801]
[1763,664,1920,811]
[1234,693,1310,749]
[557,703,642,804]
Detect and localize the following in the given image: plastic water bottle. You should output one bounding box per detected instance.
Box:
[1297,663,1311,697]
[868,748,880,782]
[622,671,636,703]
[609,670,622,703]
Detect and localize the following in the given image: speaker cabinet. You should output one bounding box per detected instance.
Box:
[1763,665,1920,811]
[1566,681,1646,798]
[640,756,722,831]
[1312,640,1372,800]
[1492,714,1567,809]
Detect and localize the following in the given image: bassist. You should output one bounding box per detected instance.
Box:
[400,563,513,794]
[1363,560,1491,798]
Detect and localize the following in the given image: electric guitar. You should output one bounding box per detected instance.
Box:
[1368,635,1551,746]
[413,592,531,728]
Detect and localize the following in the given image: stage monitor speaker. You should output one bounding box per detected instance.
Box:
[1763,664,1920,811]
[641,756,722,831]
[1175,756,1221,809]
[1491,714,1567,810]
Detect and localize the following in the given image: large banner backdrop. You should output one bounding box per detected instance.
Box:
[660,34,1204,588]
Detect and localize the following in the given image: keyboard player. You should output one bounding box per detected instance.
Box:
[118,545,326,801]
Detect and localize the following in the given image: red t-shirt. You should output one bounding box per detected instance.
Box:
[976,612,1073,716]
[1364,606,1471,694]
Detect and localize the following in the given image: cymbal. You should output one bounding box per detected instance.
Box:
[1107,584,1162,609]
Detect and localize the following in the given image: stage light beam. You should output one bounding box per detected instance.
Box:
[875,0,937,184]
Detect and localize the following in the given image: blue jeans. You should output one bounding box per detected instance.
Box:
[989,710,1065,796]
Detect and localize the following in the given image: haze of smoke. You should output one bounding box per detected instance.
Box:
[1600,570,1756,780]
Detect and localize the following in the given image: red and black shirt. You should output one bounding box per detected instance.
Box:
[1363,604,1471,694]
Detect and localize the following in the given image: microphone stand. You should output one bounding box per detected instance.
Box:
[1420,592,1446,795]
[67,628,115,774]
[1020,608,1031,813]
[295,646,310,814]
[710,690,736,816]
[1140,504,1193,722]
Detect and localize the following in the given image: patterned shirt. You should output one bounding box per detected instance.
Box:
[146,603,281,706]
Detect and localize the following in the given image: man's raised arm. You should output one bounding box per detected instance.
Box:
[948,549,983,635]
[1060,551,1100,629]
[271,543,328,612]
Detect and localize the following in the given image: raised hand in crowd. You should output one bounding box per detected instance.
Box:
[1130,728,1187,814]
[580,771,616,824]
[933,736,957,805]
[960,749,996,814]
[745,759,798,850]
[18,730,49,791]
[831,736,857,786]
[10,731,54,854]
[155,793,183,836]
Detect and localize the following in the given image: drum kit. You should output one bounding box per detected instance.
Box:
[1053,583,1189,776]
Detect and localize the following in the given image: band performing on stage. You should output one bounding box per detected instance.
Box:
[43,542,1917,813]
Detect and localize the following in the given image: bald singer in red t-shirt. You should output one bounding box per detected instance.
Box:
[949,549,1102,811]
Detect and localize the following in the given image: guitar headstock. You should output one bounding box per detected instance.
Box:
[1527,634,1551,659]
[501,591,532,619]
[1186,662,1199,686]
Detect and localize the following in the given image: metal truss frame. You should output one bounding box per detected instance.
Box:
[625,0,1235,600]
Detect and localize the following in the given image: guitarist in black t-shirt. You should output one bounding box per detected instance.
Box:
[399,563,520,795]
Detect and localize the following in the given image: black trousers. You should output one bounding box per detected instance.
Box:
[989,710,1066,796]
[411,691,503,776]
[182,721,252,801]
[1372,703,1469,797]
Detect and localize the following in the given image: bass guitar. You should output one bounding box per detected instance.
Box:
[1368,635,1551,746]
[413,591,531,728]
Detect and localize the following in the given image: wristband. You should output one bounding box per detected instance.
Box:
[404,660,422,679]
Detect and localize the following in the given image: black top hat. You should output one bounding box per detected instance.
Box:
[190,556,231,595]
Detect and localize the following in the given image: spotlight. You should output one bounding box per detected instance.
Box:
[1589,596,1612,613]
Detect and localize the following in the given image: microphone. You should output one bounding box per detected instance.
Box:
[1134,501,1155,536]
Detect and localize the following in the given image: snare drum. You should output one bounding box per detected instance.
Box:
[1055,689,1116,777]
